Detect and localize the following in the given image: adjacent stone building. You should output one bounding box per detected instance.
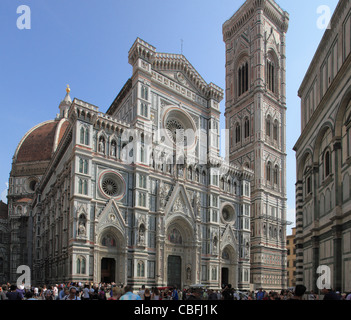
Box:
[294,0,351,293]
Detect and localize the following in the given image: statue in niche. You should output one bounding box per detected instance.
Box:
[158,182,168,209]
[110,141,116,157]
[78,214,87,237]
[195,192,201,216]
[98,137,105,154]
[178,164,184,178]
[245,241,250,258]
[213,236,218,252]
[186,267,191,280]
[78,223,86,236]
[138,224,145,245]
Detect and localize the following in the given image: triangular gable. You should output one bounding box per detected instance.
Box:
[266,31,280,54]
[220,224,239,252]
[152,53,210,96]
[164,182,196,223]
[96,199,126,235]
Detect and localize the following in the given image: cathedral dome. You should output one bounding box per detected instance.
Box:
[13,118,69,163]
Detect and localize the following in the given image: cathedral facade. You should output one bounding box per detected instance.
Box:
[8,38,252,290]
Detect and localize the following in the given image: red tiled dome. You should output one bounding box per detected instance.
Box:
[14,119,69,163]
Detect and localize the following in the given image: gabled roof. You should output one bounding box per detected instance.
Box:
[128,37,223,101]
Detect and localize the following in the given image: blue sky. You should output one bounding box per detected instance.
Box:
[0,0,338,234]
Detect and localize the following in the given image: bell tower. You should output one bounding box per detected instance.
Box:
[223,0,289,290]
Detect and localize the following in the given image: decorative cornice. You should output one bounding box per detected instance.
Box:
[222,0,289,42]
[298,0,348,97]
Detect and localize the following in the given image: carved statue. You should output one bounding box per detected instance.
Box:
[195,192,201,216]
[159,182,167,209]
[110,142,116,156]
[186,267,191,280]
[78,222,86,236]
[98,138,105,153]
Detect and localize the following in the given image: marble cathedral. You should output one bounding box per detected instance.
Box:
[5,0,290,290]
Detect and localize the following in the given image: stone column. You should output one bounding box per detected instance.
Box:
[332,225,342,292]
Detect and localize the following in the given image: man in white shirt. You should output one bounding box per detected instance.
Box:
[82,284,90,300]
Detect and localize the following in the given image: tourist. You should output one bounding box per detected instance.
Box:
[24,291,37,300]
[288,285,306,300]
[144,288,151,300]
[151,287,160,300]
[6,284,23,300]
[256,288,265,300]
[208,289,218,300]
[0,285,7,300]
[63,286,81,300]
[98,286,107,300]
[60,287,69,300]
[138,284,145,300]
[308,290,318,300]
[120,285,141,300]
[322,288,340,300]
[81,284,90,300]
[171,286,179,300]
[108,286,123,300]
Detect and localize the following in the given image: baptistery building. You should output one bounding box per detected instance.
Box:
[8,38,253,290]
[294,0,351,293]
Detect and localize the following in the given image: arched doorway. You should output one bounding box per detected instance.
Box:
[221,245,238,288]
[101,258,115,283]
[167,255,181,289]
[95,226,126,285]
[164,217,196,288]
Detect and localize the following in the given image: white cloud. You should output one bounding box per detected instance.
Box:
[1,182,8,203]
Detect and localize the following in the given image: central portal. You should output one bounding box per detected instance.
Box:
[222,267,229,286]
[101,258,115,283]
[167,255,181,289]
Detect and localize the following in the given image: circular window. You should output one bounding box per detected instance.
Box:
[99,171,126,199]
[221,204,236,223]
[29,180,37,191]
[162,107,197,149]
[102,177,118,196]
[26,178,38,193]
[166,118,185,142]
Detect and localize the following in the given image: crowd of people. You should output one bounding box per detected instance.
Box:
[0,282,350,301]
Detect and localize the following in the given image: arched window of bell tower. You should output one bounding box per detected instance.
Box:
[237,60,249,97]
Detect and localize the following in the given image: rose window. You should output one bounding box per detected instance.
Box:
[99,171,126,199]
[221,204,236,223]
[102,178,118,196]
[166,119,184,142]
